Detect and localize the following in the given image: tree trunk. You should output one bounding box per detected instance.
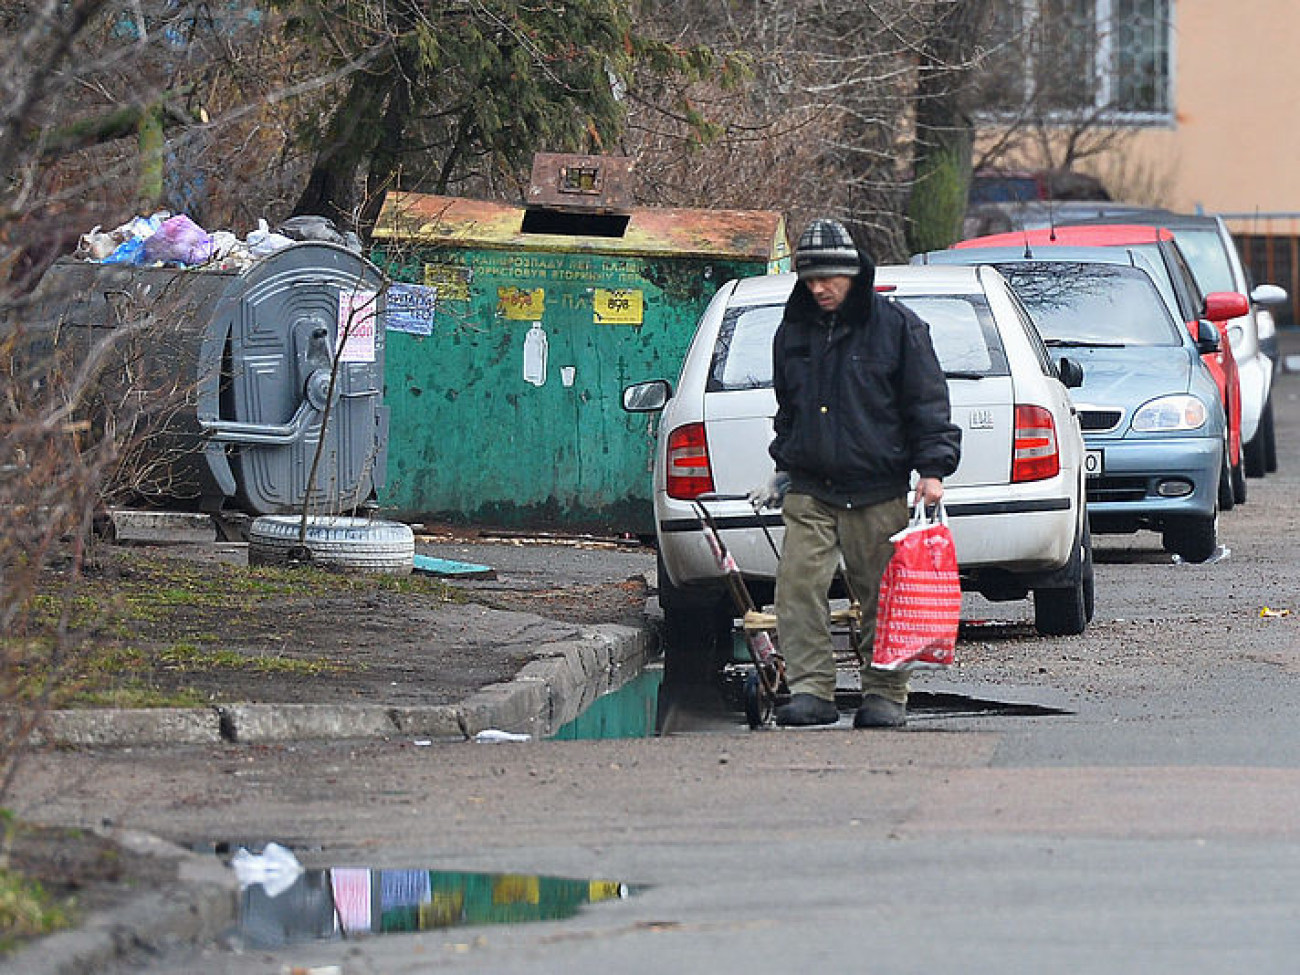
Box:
[293,67,396,224]
[906,0,995,255]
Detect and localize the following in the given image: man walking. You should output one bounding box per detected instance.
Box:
[751,219,961,728]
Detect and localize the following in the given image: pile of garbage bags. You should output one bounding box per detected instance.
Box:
[75,212,362,270]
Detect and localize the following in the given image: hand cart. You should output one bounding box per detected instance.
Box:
[690,494,866,728]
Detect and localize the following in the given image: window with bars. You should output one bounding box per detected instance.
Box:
[980,0,1172,121]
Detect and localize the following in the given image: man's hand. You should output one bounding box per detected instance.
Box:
[747,472,791,509]
[913,476,944,506]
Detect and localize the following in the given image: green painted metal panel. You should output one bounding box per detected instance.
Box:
[372,197,789,534]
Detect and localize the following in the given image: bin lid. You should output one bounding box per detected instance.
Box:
[371,191,790,264]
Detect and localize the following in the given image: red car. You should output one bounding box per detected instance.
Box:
[955,224,1250,504]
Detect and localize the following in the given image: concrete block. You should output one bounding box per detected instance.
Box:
[458,679,549,737]
[37,707,221,747]
[517,657,581,705]
[219,703,397,742]
[108,509,217,544]
[386,705,466,739]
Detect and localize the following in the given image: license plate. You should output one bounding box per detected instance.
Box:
[1084,449,1104,477]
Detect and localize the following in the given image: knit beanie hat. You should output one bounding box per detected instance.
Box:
[795,219,861,280]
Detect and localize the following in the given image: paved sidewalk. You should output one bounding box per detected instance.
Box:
[35,534,661,747]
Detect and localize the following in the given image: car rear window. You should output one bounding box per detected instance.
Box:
[995,262,1185,347]
[1168,227,1235,294]
[706,294,1008,392]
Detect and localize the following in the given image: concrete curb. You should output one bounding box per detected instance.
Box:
[35,622,659,747]
[0,829,238,975]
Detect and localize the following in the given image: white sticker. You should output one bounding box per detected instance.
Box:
[338,289,378,363]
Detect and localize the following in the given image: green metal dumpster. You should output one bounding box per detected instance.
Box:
[369,155,789,534]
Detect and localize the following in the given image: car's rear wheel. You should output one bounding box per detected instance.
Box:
[656,552,733,689]
[1231,459,1248,505]
[1033,522,1093,636]
[1162,511,1219,563]
[1264,399,1278,473]
[1244,399,1270,478]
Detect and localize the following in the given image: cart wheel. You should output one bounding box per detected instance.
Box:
[743,669,769,728]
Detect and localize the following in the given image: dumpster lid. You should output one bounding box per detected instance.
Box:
[371,191,789,264]
[525,153,634,214]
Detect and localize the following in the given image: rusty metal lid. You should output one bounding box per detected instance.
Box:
[525,153,634,214]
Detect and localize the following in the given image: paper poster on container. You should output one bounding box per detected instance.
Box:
[498,286,545,321]
[423,263,470,301]
[338,288,378,362]
[386,283,437,336]
[593,288,643,325]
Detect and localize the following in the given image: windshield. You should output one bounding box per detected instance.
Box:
[1169,227,1235,293]
[994,262,1185,346]
[707,294,1008,392]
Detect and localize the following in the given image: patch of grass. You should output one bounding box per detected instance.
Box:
[155,642,341,676]
[70,683,209,708]
[85,647,148,673]
[0,869,70,953]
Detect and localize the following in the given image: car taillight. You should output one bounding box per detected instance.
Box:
[1012,404,1059,482]
[665,422,715,499]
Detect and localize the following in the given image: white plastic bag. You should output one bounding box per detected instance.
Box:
[246,218,295,258]
[230,841,303,897]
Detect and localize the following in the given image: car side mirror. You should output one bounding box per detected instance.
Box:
[1251,283,1289,306]
[1202,291,1249,322]
[622,379,672,412]
[1195,319,1221,354]
[1056,356,1084,389]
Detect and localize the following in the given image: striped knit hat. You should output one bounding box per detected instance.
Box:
[795,219,860,280]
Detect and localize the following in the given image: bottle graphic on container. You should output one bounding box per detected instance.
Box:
[523,322,548,387]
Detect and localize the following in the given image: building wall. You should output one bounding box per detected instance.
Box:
[1121,0,1300,216]
[975,0,1300,219]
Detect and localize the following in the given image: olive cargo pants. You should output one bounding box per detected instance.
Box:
[775,492,911,704]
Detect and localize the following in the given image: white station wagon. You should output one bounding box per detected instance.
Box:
[623,264,1093,686]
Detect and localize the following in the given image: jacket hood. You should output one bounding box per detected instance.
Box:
[786,247,878,323]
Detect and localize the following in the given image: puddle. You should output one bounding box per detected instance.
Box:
[554,652,1067,740]
[906,690,1071,718]
[551,667,662,740]
[236,864,636,947]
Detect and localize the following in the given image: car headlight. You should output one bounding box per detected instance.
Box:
[1131,395,1209,432]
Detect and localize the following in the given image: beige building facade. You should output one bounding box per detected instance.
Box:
[1123,0,1300,221]
[974,0,1300,316]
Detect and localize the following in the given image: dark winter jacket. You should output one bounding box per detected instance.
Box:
[769,254,961,507]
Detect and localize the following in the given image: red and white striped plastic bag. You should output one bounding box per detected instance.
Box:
[872,500,961,671]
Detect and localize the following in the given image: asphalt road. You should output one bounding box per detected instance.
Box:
[13,338,1300,974]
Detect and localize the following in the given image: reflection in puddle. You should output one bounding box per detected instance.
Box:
[551,667,662,740]
[238,865,634,947]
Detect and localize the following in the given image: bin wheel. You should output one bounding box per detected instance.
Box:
[743,669,769,729]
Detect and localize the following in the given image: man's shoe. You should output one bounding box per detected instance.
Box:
[853,694,906,728]
[775,693,839,727]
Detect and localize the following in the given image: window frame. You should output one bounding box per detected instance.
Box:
[978,0,1175,126]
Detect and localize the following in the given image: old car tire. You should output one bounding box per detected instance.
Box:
[1162,511,1218,564]
[1231,460,1248,505]
[248,515,414,574]
[1033,523,1092,636]
[657,552,733,688]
